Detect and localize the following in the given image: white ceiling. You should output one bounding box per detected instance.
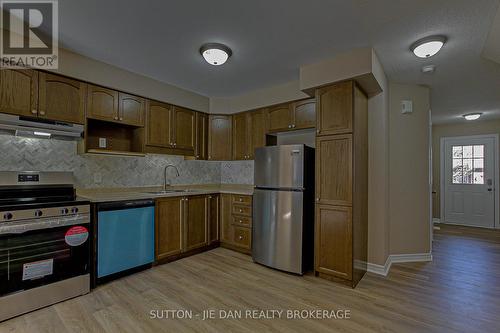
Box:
[58,0,500,124]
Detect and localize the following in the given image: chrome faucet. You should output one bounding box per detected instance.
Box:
[164,164,180,191]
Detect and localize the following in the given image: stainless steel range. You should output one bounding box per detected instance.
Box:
[0,171,91,322]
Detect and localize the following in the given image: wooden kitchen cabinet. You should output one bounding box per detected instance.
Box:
[232,109,266,160]
[195,112,208,160]
[119,93,145,126]
[145,100,172,147]
[267,98,315,133]
[208,115,232,160]
[184,195,208,251]
[208,194,220,244]
[38,73,86,124]
[156,197,183,260]
[172,106,195,152]
[86,85,119,122]
[0,68,38,117]
[314,80,367,288]
[316,81,353,136]
[220,194,252,253]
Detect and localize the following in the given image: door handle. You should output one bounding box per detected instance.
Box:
[488,188,493,192]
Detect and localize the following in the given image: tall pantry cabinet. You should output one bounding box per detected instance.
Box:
[314,80,368,288]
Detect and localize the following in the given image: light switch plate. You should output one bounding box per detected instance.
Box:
[98,137,107,148]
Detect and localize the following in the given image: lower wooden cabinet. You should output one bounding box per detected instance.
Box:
[220,194,252,253]
[208,194,220,244]
[156,195,212,261]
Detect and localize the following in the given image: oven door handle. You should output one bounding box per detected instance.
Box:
[0,214,90,235]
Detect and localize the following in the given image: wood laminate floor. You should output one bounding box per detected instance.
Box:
[1,224,499,333]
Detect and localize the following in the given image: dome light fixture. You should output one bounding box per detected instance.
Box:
[200,43,232,66]
[463,113,482,121]
[410,36,447,58]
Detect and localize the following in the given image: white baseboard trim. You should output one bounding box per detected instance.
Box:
[367,253,432,277]
[432,218,441,224]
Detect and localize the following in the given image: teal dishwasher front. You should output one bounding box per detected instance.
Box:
[96,199,155,279]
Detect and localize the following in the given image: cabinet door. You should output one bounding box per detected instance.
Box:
[316,135,352,206]
[248,109,266,159]
[292,98,315,130]
[195,112,208,160]
[208,115,232,160]
[315,205,352,280]
[38,73,85,124]
[146,101,172,147]
[172,106,195,152]
[232,112,248,160]
[156,197,183,260]
[87,85,119,122]
[208,194,220,244]
[119,93,144,126]
[184,196,208,251]
[0,68,38,117]
[316,81,353,136]
[267,103,291,133]
[220,194,233,243]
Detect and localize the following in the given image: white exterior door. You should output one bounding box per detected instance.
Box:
[443,136,496,228]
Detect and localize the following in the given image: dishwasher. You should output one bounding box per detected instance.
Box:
[95,199,155,283]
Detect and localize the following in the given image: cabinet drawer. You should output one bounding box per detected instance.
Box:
[232,215,252,227]
[233,226,251,249]
[231,195,252,205]
[232,204,252,217]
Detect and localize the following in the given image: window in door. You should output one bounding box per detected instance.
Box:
[452,145,484,184]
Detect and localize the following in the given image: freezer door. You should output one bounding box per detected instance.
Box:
[254,145,304,189]
[252,189,304,274]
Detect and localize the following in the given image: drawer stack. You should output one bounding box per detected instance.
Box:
[220,194,252,253]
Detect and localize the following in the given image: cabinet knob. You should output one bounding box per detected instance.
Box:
[119,117,123,121]
[238,236,243,240]
[239,209,243,213]
[114,116,118,120]
[208,155,211,159]
[316,129,320,134]
[31,109,38,114]
[288,125,292,129]
[316,198,320,202]
[39,110,45,116]
[239,198,243,202]
[292,124,296,128]
[239,220,243,223]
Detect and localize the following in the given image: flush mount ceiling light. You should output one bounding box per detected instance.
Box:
[463,113,482,121]
[410,36,447,58]
[200,43,232,66]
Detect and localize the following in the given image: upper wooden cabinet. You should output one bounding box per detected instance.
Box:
[172,106,195,152]
[232,109,266,160]
[87,84,144,127]
[292,98,316,130]
[119,93,145,126]
[38,73,86,124]
[267,98,315,133]
[316,81,353,136]
[208,115,232,161]
[0,68,38,118]
[184,195,208,251]
[232,112,248,160]
[87,85,118,122]
[145,100,172,148]
[267,103,291,132]
[195,112,208,160]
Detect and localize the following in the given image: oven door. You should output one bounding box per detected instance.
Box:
[0,216,90,297]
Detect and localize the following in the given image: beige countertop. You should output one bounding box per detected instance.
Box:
[77,184,254,203]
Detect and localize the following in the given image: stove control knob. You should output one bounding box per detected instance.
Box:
[3,212,13,220]
[61,208,69,215]
[34,210,43,217]
[71,207,79,214]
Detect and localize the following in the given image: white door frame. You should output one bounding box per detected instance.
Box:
[440,134,500,229]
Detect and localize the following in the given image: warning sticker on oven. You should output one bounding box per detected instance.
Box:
[22,259,53,281]
[65,226,89,246]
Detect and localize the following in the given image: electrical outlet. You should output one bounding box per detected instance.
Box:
[99,137,107,148]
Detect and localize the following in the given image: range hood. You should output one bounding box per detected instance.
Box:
[0,113,83,140]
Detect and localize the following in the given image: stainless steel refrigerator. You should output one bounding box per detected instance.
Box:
[252,144,314,274]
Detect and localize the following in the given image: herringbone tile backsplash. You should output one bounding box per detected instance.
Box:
[0,134,253,188]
